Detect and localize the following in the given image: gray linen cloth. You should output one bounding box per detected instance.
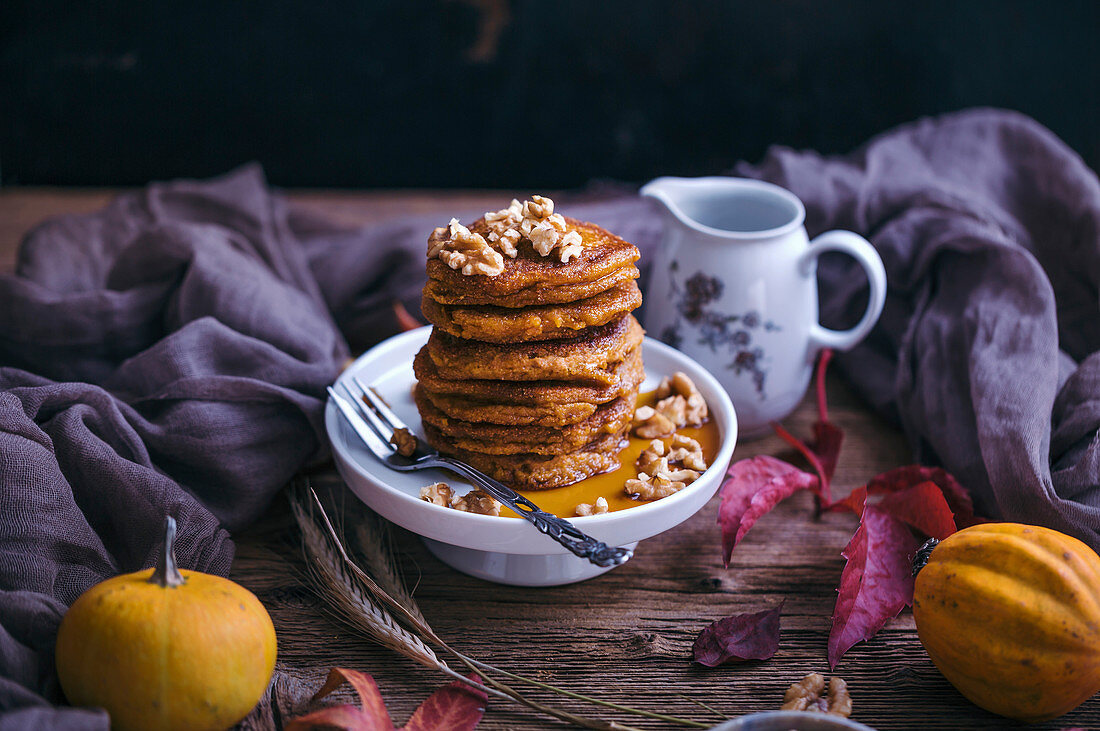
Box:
[1,108,1098,727]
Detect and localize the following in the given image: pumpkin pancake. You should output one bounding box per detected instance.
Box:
[420,427,629,490]
[425,218,640,305]
[425,315,643,386]
[418,390,598,427]
[414,386,635,455]
[413,345,644,406]
[422,280,642,343]
[424,264,639,308]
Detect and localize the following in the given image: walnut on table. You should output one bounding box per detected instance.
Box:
[779,673,852,717]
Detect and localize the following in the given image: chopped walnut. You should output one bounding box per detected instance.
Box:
[627,435,707,501]
[655,372,708,427]
[419,482,454,506]
[780,673,851,717]
[625,473,684,500]
[558,230,584,262]
[485,198,523,225]
[668,434,707,471]
[487,227,521,258]
[480,195,583,263]
[574,497,609,516]
[655,394,687,427]
[451,488,502,516]
[635,439,667,475]
[427,218,505,276]
[522,194,554,219]
[632,404,677,439]
[528,219,560,256]
[389,427,417,457]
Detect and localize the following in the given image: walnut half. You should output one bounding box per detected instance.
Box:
[654,371,708,428]
[632,405,677,439]
[451,488,502,516]
[389,427,417,457]
[419,482,454,506]
[779,673,852,717]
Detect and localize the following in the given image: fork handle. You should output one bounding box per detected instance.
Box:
[432,456,633,568]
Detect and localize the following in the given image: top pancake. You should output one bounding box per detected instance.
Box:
[425,217,640,307]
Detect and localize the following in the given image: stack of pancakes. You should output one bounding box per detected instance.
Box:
[414,213,644,490]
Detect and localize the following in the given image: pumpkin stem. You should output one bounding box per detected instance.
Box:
[912,537,940,577]
[150,516,186,588]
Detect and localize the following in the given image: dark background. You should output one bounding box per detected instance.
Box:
[2,0,1098,188]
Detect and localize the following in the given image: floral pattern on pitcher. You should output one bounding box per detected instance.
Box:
[659,262,780,399]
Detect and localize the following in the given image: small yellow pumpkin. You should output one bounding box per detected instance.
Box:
[55,517,277,731]
[913,522,1100,722]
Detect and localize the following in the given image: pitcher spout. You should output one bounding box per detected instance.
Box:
[639,176,805,239]
[639,176,693,228]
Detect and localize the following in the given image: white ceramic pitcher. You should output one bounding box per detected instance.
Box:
[641,176,886,438]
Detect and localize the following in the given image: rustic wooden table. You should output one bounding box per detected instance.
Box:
[2,188,1096,730]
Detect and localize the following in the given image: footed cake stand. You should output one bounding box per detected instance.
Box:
[326,327,736,586]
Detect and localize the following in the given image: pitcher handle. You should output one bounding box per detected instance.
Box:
[798,230,887,351]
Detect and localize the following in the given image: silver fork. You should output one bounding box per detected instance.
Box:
[327,377,633,568]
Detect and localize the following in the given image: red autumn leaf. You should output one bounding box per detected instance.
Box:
[867,465,980,527]
[876,482,957,540]
[828,503,919,668]
[829,485,868,517]
[392,300,424,332]
[830,482,956,541]
[287,668,393,730]
[402,676,487,731]
[693,604,783,667]
[287,705,390,731]
[719,456,817,566]
[286,669,485,731]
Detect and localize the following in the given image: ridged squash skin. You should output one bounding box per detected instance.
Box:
[913,523,1100,722]
[55,520,277,731]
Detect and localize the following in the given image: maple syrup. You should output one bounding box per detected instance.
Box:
[502,390,721,518]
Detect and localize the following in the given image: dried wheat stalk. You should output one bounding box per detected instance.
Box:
[290,492,443,671]
[289,479,705,730]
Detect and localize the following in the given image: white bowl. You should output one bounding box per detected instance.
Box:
[326,326,737,586]
[708,712,877,730]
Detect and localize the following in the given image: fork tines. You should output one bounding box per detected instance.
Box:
[354,377,412,436]
[338,379,397,447]
[326,386,394,458]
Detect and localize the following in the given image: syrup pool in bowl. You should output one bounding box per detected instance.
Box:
[504,389,722,519]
